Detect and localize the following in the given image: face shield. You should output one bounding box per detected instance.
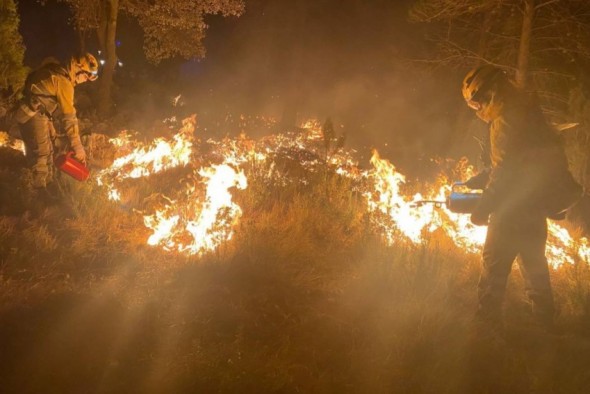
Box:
[86,70,98,81]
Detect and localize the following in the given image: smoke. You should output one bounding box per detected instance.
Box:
[174,2,476,173]
[105,0,484,179]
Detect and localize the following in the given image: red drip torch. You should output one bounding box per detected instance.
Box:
[55,151,90,181]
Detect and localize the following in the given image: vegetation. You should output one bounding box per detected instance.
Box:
[0,0,27,95]
[409,0,590,99]
[1,1,590,392]
[1,147,590,393]
[44,0,245,115]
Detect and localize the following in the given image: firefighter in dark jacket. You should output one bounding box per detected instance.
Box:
[12,53,98,197]
[461,65,581,329]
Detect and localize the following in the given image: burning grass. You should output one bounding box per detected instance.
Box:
[1,121,590,392]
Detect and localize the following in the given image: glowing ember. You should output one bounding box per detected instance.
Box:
[0,131,25,153]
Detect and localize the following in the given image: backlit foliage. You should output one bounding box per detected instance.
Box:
[56,0,245,63]
[0,0,27,92]
[126,0,245,63]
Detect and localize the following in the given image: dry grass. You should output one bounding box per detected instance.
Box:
[1,149,590,393]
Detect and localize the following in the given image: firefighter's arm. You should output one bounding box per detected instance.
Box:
[464,169,490,190]
[56,78,86,163]
[464,130,492,190]
[473,163,511,220]
[470,118,516,224]
[471,184,496,226]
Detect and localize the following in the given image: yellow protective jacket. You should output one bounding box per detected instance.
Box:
[475,89,581,217]
[23,61,82,149]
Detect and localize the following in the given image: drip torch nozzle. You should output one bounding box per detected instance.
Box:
[411,182,482,214]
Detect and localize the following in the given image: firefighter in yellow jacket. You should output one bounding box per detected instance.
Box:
[13,53,98,196]
[461,65,581,330]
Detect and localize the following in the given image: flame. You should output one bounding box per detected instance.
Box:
[366,150,588,268]
[365,150,433,243]
[0,131,25,153]
[143,164,247,255]
[98,116,249,256]
[96,116,196,200]
[3,115,589,266]
[99,120,195,178]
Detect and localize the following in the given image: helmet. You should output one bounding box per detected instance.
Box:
[462,65,505,110]
[71,53,99,81]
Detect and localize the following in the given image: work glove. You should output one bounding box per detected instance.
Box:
[470,208,489,226]
[464,170,490,190]
[72,143,87,164]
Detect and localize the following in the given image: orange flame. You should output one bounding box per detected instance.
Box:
[0,131,25,153]
[366,150,588,268]
[143,164,247,255]
[96,117,196,200]
[4,115,589,266]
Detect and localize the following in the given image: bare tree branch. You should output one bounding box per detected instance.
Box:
[535,0,560,11]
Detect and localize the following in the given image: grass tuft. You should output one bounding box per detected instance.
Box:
[1,149,590,393]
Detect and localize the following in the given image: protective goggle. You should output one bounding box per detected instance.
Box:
[77,70,98,81]
[86,70,98,81]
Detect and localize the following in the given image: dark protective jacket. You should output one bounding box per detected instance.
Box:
[474,88,581,217]
[22,61,83,151]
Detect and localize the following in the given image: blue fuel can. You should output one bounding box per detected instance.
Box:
[446,183,482,214]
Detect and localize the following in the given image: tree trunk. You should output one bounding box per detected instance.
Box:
[476,4,497,62]
[516,0,535,88]
[77,29,86,54]
[96,0,118,118]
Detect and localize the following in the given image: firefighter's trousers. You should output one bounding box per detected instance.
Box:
[20,112,55,189]
[478,211,554,323]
